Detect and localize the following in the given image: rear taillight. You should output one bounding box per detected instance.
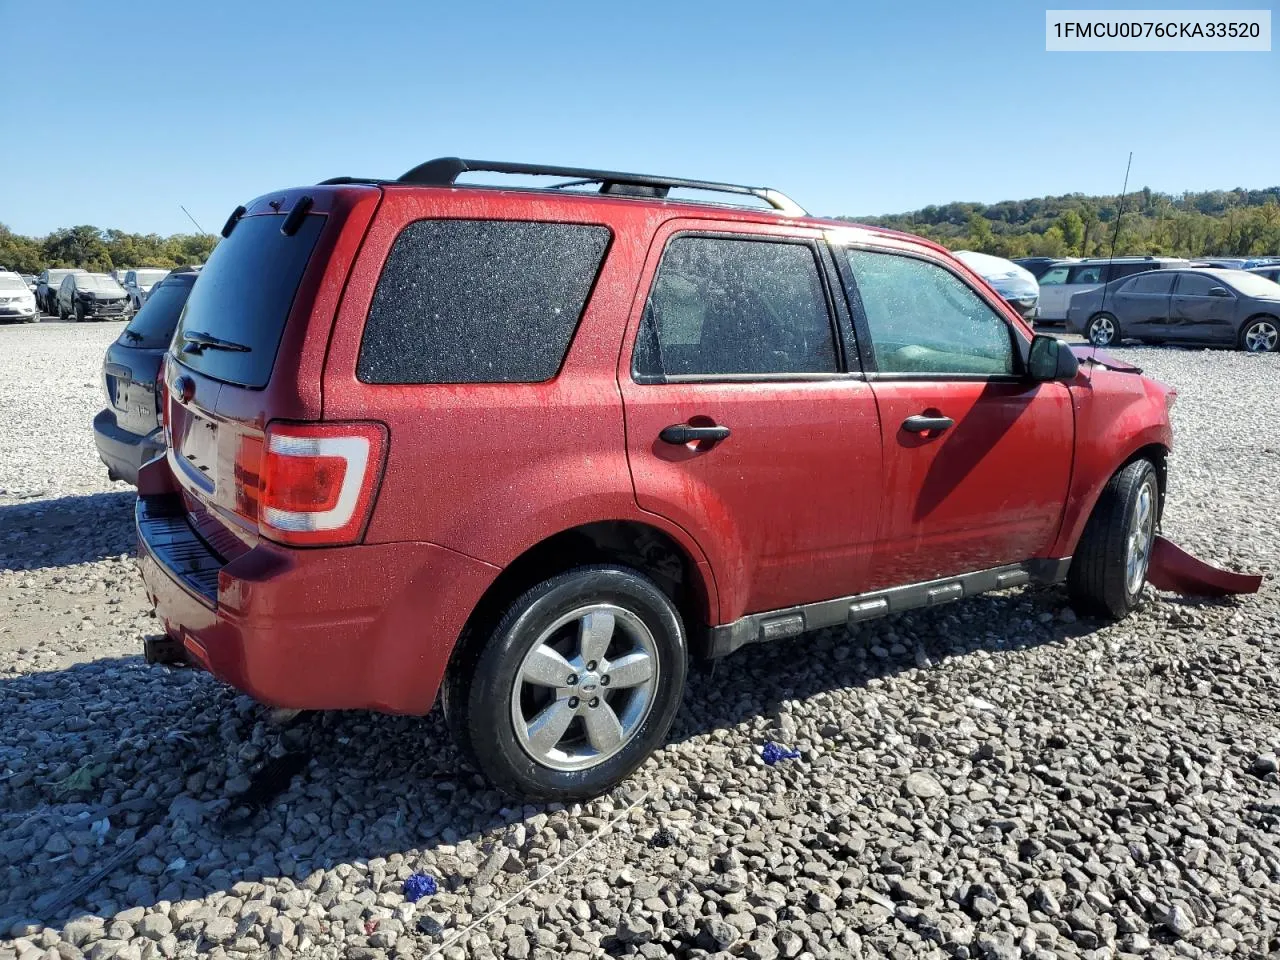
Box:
[233,422,387,546]
[158,377,170,433]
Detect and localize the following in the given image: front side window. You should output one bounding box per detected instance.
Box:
[844,249,1016,376]
[633,235,837,378]
[1038,266,1070,286]
[1175,274,1220,297]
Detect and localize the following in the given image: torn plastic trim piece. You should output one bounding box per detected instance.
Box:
[1069,344,1143,374]
[1145,535,1263,597]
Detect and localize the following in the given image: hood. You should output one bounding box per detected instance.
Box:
[1069,344,1142,372]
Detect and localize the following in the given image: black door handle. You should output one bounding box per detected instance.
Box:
[659,423,731,445]
[902,414,954,434]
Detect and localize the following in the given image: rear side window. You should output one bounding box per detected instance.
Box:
[1125,272,1176,295]
[633,236,837,378]
[357,220,610,384]
[120,277,196,348]
[1068,265,1104,284]
[174,213,324,388]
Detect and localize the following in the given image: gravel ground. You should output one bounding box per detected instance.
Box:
[2,322,1278,960]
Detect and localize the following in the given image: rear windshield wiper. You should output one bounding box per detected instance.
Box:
[182,330,251,353]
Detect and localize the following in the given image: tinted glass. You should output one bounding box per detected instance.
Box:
[1109,263,1151,280]
[175,213,323,388]
[0,275,26,291]
[80,275,125,292]
[1175,274,1218,296]
[120,276,196,348]
[845,249,1015,376]
[1038,266,1070,286]
[633,236,836,378]
[1068,265,1104,284]
[358,220,609,384]
[1125,272,1176,295]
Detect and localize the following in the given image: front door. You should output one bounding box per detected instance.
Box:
[1171,272,1237,343]
[619,223,883,621]
[836,243,1074,590]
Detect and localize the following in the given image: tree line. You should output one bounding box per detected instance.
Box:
[0,224,218,275]
[6,184,1280,275]
[843,186,1280,260]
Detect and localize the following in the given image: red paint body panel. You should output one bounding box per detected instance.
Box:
[136,179,1188,718]
[865,380,1073,588]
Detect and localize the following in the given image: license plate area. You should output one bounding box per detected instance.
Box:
[177,410,218,492]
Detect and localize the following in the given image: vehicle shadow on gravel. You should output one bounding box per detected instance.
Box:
[0,492,136,572]
[0,581,1220,932]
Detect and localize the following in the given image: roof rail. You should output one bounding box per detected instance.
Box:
[392,157,807,217]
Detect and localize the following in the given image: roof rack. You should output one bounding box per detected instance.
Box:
[365,157,808,217]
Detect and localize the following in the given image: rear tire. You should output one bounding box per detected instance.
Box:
[443,565,687,802]
[1240,316,1279,353]
[1067,459,1159,620]
[1087,312,1120,347]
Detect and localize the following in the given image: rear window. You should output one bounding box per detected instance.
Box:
[357,220,610,384]
[174,213,324,388]
[120,276,196,348]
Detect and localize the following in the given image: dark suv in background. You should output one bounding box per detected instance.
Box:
[94,268,200,483]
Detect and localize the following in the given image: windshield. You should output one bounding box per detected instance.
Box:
[135,269,169,285]
[80,275,126,293]
[48,270,80,283]
[1226,270,1280,299]
[0,275,27,291]
[121,276,196,348]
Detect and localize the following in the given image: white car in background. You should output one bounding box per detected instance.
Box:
[0,271,39,323]
[952,250,1040,320]
[121,268,171,311]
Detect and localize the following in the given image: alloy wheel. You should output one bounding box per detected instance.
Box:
[1243,320,1278,353]
[1089,315,1116,346]
[1125,479,1156,596]
[510,603,659,772]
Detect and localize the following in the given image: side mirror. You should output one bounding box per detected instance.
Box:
[1208,286,1231,297]
[1028,334,1079,382]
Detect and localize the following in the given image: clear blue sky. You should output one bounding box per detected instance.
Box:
[1,0,1275,237]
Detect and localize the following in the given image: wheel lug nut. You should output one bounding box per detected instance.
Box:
[585,660,597,671]
[566,675,578,685]
[600,675,610,686]
[568,697,580,708]
[589,697,600,708]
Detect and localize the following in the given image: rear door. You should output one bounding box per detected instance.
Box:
[619,221,883,621]
[1170,272,1236,343]
[1110,271,1176,339]
[1035,265,1071,320]
[834,242,1073,589]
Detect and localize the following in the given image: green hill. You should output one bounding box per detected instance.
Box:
[844,186,1280,260]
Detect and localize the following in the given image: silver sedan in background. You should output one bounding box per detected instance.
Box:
[1067,268,1280,352]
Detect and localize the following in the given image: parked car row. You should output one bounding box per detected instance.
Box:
[32,265,176,317]
[1067,267,1280,351]
[0,271,39,322]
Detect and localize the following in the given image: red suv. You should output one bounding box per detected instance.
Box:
[136,158,1175,801]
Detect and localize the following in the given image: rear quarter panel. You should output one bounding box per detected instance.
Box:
[321,189,715,586]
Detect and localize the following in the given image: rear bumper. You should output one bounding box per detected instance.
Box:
[93,409,163,485]
[136,491,499,715]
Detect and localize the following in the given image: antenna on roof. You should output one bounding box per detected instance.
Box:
[1089,151,1133,381]
[180,205,210,236]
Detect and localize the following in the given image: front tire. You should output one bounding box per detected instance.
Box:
[1240,316,1279,353]
[1067,459,1159,620]
[74,304,85,323]
[443,565,688,801]
[1087,312,1120,347]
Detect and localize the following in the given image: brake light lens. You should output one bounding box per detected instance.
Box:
[234,422,387,546]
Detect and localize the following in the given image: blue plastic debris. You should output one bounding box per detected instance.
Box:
[761,742,802,766]
[403,872,438,902]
